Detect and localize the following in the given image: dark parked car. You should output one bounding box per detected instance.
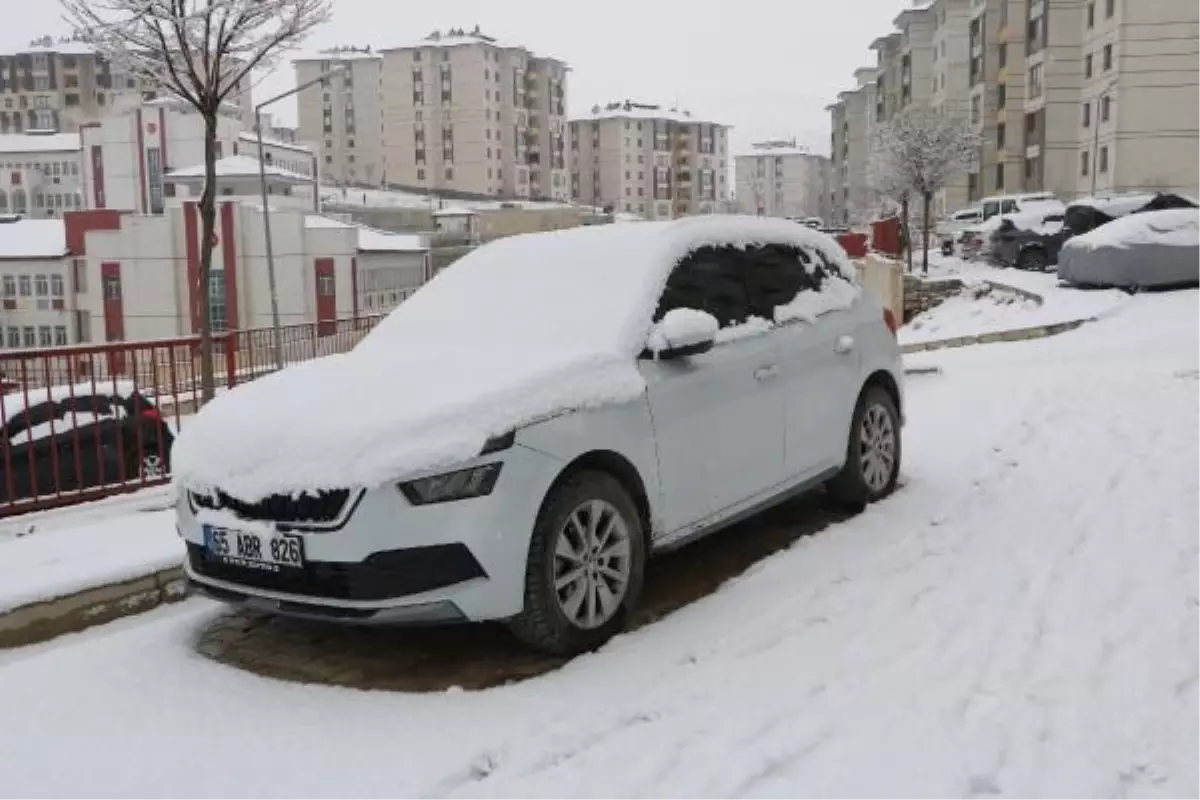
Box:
[988,211,1068,271]
[0,386,174,508]
[1063,192,1197,239]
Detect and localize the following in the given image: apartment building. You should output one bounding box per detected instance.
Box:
[964,0,1029,201]
[1076,0,1199,198]
[735,140,830,221]
[1021,0,1086,197]
[569,101,729,219]
[0,132,84,218]
[378,28,570,201]
[294,47,384,188]
[896,5,938,114]
[0,38,254,135]
[930,0,974,214]
[827,68,878,224]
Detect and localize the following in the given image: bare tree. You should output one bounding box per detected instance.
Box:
[868,107,979,274]
[867,131,914,273]
[63,0,331,402]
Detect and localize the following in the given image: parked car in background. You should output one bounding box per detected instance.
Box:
[987,202,1068,270]
[0,384,174,509]
[1058,207,1199,291]
[175,216,905,656]
[1063,192,1197,239]
[977,191,1059,221]
[936,207,983,255]
[961,197,1066,265]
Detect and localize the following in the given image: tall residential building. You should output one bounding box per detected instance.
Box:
[965,0,1028,201]
[569,101,729,219]
[1076,0,1199,198]
[735,140,830,221]
[1021,0,1085,196]
[827,68,878,224]
[895,4,938,114]
[0,37,255,135]
[378,28,570,200]
[930,0,974,215]
[294,47,384,188]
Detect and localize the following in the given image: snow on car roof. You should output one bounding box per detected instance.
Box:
[171,216,858,500]
[2,380,136,420]
[1063,207,1199,252]
[1067,193,1159,217]
[973,200,1067,234]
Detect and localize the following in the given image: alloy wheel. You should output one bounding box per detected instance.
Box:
[859,403,897,494]
[552,499,633,630]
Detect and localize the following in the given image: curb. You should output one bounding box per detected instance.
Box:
[0,565,186,650]
[901,318,1088,354]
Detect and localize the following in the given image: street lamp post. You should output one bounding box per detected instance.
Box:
[255,65,344,371]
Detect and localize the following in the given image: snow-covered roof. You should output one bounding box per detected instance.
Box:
[737,146,820,160]
[321,186,583,214]
[303,214,428,252]
[167,156,311,183]
[0,217,68,260]
[20,40,96,56]
[381,28,562,60]
[237,131,313,155]
[170,215,856,500]
[578,101,726,127]
[293,47,381,63]
[1064,208,1199,251]
[0,133,81,155]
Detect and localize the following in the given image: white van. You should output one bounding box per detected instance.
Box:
[978,192,1058,220]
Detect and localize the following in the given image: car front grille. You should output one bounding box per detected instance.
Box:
[190,487,354,528]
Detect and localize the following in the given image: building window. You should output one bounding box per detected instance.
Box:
[998,43,1007,68]
[1106,0,1114,17]
[54,326,67,346]
[1099,146,1109,173]
[995,163,1005,190]
[103,274,121,300]
[1083,102,1091,127]
[1,276,13,297]
[208,270,227,333]
[22,326,35,348]
[1029,63,1043,98]
[997,123,1006,149]
[317,273,335,297]
[1085,53,1093,79]
[34,274,48,296]
[1081,150,1090,176]
[1087,2,1095,27]
[146,147,164,214]
[1101,94,1112,122]
[5,327,18,349]
[51,274,64,297]
[38,326,52,348]
[1103,44,1112,71]
[997,83,1007,109]
[18,275,30,296]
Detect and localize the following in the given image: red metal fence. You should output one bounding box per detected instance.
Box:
[0,315,383,519]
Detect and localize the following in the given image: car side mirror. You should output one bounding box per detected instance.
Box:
[644,308,718,360]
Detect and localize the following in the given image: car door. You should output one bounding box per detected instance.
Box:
[753,245,864,479]
[639,244,788,535]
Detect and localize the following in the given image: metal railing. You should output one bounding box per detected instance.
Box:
[0,315,383,518]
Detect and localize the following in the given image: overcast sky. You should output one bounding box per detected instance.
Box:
[5,0,910,156]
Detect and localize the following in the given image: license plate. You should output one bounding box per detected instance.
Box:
[203,524,304,571]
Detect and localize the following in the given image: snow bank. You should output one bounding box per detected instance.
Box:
[1063,208,1200,252]
[172,217,856,500]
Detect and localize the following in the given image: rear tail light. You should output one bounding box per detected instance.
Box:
[883,308,899,337]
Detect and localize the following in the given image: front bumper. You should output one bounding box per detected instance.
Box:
[177,444,565,623]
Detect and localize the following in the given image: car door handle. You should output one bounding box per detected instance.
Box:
[753,365,781,381]
[834,335,855,355]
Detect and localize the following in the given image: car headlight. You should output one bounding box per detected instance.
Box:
[398,463,503,505]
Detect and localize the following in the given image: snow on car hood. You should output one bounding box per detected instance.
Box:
[172,216,855,500]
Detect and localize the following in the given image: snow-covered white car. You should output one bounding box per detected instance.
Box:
[173,216,905,655]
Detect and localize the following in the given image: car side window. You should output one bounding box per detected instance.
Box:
[655,246,752,329]
[740,244,822,319]
[1001,199,1018,213]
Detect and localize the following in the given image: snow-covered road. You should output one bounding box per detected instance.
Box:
[1,291,1196,798]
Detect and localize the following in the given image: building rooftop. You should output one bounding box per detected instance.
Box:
[237,131,313,155]
[576,100,727,127]
[18,37,96,56]
[0,217,68,260]
[303,214,428,252]
[293,46,381,63]
[737,141,821,159]
[166,155,312,183]
[0,133,81,154]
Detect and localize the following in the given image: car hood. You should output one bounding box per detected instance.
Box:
[171,344,647,502]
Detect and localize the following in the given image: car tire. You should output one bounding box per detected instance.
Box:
[1017,249,1048,271]
[826,386,902,511]
[509,470,647,656]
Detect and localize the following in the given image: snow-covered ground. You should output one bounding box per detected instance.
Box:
[900,255,1129,346]
[0,291,1196,797]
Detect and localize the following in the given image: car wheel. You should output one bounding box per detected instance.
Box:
[127,447,169,481]
[826,386,902,511]
[1017,249,1048,271]
[509,470,646,656]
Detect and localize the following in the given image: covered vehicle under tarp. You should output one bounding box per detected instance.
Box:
[1058,208,1200,290]
[1063,192,1197,238]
